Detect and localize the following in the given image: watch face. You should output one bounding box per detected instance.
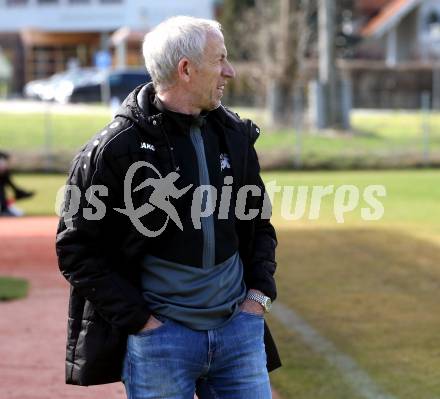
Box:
[264,298,272,312]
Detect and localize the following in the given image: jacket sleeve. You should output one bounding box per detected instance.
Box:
[56,145,151,334]
[243,121,278,301]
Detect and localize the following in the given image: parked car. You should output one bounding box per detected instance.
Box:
[23,78,48,99]
[52,68,102,103]
[24,68,100,101]
[65,69,151,104]
[24,68,151,104]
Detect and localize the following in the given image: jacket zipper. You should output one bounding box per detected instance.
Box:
[189,121,215,268]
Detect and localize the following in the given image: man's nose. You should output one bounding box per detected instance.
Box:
[222,60,236,79]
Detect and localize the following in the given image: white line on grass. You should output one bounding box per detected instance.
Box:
[271,302,398,399]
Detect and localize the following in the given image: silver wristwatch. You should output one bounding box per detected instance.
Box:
[246,291,272,313]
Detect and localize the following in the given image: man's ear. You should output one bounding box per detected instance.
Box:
[177,58,192,83]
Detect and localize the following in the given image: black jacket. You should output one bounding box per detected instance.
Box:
[56,83,281,386]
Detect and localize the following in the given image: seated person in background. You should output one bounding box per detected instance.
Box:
[0,151,34,216]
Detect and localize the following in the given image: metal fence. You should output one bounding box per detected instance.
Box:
[250,85,440,170]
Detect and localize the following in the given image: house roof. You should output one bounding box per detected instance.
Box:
[110,27,148,46]
[361,0,422,38]
[357,0,393,15]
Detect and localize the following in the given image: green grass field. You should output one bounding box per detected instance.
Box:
[0,110,111,151]
[0,276,28,301]
[11,169,440,398]
[266,170,440,398]
[268,228,440,399]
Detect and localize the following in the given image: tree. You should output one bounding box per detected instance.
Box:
[253,0,315,126]
[231,0,317,126]
[317,0,358,129]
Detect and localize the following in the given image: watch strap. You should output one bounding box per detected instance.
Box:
[246,291,271,312]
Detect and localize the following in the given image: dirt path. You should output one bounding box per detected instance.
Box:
[0,216,280,399]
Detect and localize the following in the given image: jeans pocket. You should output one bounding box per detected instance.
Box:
[240,309,265,319]
[134,315,168,337]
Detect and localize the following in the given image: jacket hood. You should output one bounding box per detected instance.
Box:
[114,82,162,131]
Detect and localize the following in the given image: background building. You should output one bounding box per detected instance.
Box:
[350,0,440,108]
[0,0,219,93]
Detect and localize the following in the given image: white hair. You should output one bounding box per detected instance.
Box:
[142,16,222,92]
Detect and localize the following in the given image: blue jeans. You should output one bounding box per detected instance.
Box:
[122,310,271,399]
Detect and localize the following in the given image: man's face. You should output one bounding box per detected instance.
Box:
[189,32,235,112]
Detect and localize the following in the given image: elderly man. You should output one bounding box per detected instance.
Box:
[56,16,280,399]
